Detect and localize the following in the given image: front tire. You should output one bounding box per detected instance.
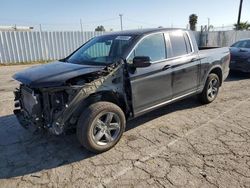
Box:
[199,73,220,104]
[77,101,126,153]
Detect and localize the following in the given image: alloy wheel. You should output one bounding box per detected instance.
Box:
[92,112,121,146]
[207,78,219,100]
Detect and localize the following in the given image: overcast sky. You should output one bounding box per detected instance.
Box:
[0,0,249,31]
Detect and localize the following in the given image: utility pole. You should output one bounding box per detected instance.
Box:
[80,19,83,32]
[237,0,243,30]
[39,24,47,61]
[39,24,42,32]
[207,18,210,31]
[80,19,84,42]
[119,14,123,31]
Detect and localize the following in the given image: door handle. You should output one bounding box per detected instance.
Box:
[162,64,171,71]
[190,58,201,62]
[190,58,198,62]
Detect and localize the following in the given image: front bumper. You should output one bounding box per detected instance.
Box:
[13,84,80,135]
[13,87,43,130]
[13,109,32,129]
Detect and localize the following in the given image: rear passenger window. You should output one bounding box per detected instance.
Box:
[169,31,189,57]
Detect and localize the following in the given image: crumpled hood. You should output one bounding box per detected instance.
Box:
[13,61,105,88]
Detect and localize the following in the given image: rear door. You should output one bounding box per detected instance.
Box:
[127,33,172,115]
[168,31,200,97]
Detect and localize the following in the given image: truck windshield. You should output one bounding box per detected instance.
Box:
[66,35,134,65]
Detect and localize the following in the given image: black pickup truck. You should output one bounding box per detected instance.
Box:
[13,28,230,152]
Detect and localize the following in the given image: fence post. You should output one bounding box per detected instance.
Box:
[234,30,238,43]
[39,24,49,62]
[0,31,3,63]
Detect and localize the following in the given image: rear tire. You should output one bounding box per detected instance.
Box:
[77,101,126,153]
[199,73,220,104]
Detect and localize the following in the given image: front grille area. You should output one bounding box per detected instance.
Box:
[21,86,39,115]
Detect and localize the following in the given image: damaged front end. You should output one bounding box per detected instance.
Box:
[13,61,130,135]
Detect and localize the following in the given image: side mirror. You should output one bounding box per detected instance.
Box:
[132,56,151,68]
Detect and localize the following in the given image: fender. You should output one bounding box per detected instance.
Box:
[50,63,132,134]
[199,64,223,92]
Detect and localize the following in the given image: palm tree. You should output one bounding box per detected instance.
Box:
[95,25,105,32]
[189,14,198,31]
[234,21,250,30]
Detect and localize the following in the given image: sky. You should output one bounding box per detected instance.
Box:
[0,0,249,31]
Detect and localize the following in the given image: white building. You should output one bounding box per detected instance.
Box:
[0,25,34,31]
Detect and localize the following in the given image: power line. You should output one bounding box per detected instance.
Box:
[0,17,119,26]
[83,17,118,24]
[125,18,158,27]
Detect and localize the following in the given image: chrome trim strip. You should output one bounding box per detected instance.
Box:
[184,31,194,53]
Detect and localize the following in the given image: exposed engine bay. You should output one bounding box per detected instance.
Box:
[13,61,131,135]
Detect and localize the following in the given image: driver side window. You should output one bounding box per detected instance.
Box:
[127,33,166,64]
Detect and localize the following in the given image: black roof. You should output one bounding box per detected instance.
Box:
[103,28,187,36]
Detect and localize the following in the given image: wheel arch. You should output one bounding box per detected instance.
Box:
[203,65,223,87]
[73,90,129,120]
[209,66,223,86]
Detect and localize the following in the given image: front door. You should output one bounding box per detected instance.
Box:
[127,33,172,116]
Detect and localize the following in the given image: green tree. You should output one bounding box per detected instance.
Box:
[234,21,250,30]
[95,25,105,32]
[189,14,198,31]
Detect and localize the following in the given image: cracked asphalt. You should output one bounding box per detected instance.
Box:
[0,64,250,188]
